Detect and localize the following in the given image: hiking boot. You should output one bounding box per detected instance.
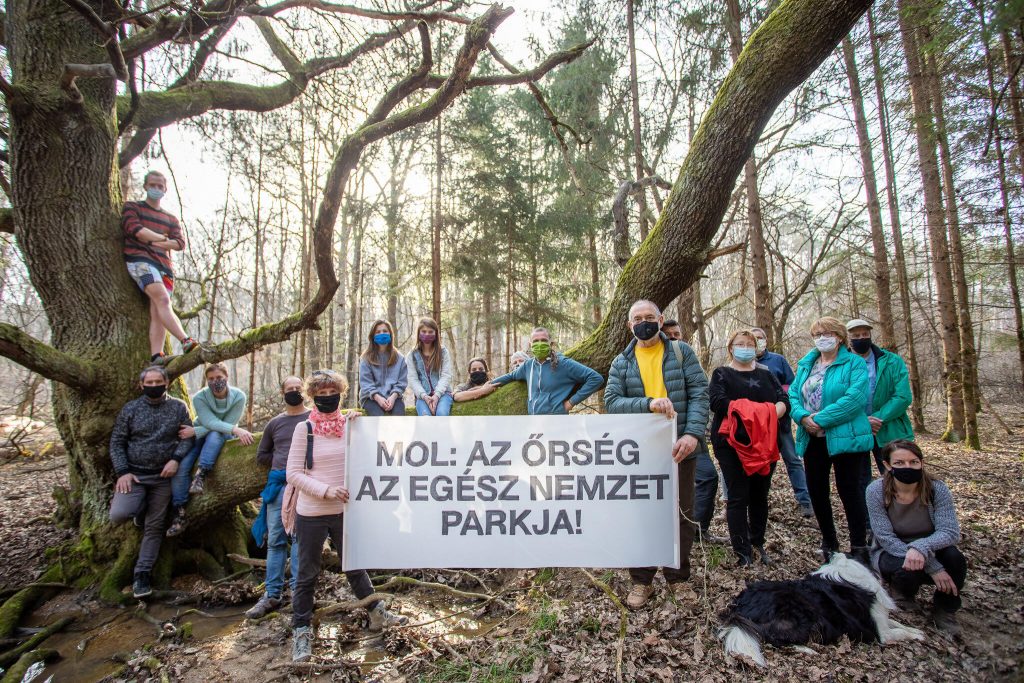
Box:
[245,593,282,619]
[150,352,168,365]
[188,469,207,496]
[849,546,871,567]
[735,554,754,568]
[932,609,961,638]
[625,583,655,609]
[181,337,200,354]
[800,504,815,518]
[292,625,313,662]
[165,507,187,537]
[132,571,152,598]
[754,545,772,566]
[696,527,728,545]
[368,602,408,631]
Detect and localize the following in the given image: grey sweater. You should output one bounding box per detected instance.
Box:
[358,352,408,403]
[109,396,194,476]
[866,478,961,575]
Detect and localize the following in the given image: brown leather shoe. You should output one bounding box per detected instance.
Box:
[625,583,655,609]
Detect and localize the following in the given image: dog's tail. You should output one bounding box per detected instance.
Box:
[719,624,767,667]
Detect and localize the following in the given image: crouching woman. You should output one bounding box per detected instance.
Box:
[286,370,406,662]
[866,439,966,636]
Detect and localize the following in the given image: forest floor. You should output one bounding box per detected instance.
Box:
[0,407,1022,682]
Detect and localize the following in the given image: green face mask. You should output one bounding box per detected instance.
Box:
[531,341,551,360]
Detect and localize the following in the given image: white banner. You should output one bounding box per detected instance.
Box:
[342,414,678,570]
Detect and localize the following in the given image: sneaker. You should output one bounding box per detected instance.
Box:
[188,469,207,496]
[292,625,313,662]
[735,554,753,568]
[696,527,728,545]
[132,571,152,598]
[181,337,200,354]
[800,504,815,518]
[754,545,772,566]
[150,352,168,365]
[165,507,187,538]
[625,583,655,609]
[368,602,408,631]
[932,609,961,638]
[245,593,282,619]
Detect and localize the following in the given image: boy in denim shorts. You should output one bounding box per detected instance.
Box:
[122,171,198,362]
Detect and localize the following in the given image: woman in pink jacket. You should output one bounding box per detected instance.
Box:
[286,369,406,662]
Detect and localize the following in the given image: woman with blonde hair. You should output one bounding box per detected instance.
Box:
[358,319,408,416]
[287,370,406,662]
[406,317,454,416]
[789,316,873,563]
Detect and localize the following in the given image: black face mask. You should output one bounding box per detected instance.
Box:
[851,337,873,354]
[142,384,167,400]
[313,393,341,414]
[284,390,304,407]
[890,466,923,484]
[632,321,660,341]
[469,371,488,386]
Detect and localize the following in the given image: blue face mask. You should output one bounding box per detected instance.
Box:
[373,333,392,346]
[146,187,165,201]
[733,347,756,363]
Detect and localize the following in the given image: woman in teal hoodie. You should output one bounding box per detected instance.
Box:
[167,363,252,536]
[789,317,874,563]
[484,327,603,414]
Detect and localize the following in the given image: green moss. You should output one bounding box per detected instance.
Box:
[0,565,64,639]
[179,621,193,639]
[450,383,527,416]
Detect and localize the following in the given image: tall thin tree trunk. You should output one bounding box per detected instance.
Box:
[588,225,601,325]
[921,30,979,447]
[432,116,443,324]
[346,198,366,406]
[246,131,264,431]
[726,0,773,346]
[999,29,1024,384]
[897,0,966,442]
[869,8,926,432]
[483,290,493,371]
[626,0,650,240]
[842,36,896,347]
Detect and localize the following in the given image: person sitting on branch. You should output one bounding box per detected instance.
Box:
[121,170,199,363]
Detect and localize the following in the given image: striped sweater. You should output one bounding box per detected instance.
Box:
[121,200,185,276]
[285,420,348,516]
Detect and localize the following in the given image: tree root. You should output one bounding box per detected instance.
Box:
[98,540,138,605]
[372,575,493,601]
[0,582,69,601]
[315,592,390,618]
[0,648,58,683]
[0,616,74,669]
[226,553,265,568]
[0,565,65,639]
[581,569,626,683]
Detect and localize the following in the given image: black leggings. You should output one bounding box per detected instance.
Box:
[803,436,869,551]
[878,546,967,612]
[713,443,774,560]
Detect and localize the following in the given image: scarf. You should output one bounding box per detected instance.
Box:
[308,407,346,438]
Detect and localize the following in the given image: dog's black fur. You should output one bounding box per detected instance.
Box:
[720,576,879,647]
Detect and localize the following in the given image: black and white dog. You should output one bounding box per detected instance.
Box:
[719,553,925,667]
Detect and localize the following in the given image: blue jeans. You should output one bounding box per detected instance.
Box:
[694,450,719,532]
[264,485,298,598]
[415,394,453,416]
[778,428,812,508]
[172,431,227,507]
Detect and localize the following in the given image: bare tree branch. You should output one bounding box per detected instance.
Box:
[611,176,673,267]
[247,0,472,24]
[0,324,99,389]
[59,0,129,80]
[61,63,117,104]
[424,41,594,89]
[165,4,547,378]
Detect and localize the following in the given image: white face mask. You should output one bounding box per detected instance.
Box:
[814,336,838,353]
[755,339,767,354]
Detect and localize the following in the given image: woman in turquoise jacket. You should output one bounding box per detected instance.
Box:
[789,317,874,563]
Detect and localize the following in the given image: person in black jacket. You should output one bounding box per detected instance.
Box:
[109,365,193,598]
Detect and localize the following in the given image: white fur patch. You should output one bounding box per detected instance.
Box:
[720,625,767,668]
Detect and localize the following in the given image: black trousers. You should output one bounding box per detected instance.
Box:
[292,513,376,628]
[630,455,695,585]
[803,436,869,550]
[714,443,775,560]
[878,546,967,612]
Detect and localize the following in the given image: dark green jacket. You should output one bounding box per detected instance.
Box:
[604,334,710,461]
[863,344,914,447]
[789,345,873,457]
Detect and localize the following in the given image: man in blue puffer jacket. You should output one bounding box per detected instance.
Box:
[488,327,604,414]
[605,300,710,609]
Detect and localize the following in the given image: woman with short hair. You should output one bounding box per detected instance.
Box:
[788,316,873,563]
[867,440,965,636]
